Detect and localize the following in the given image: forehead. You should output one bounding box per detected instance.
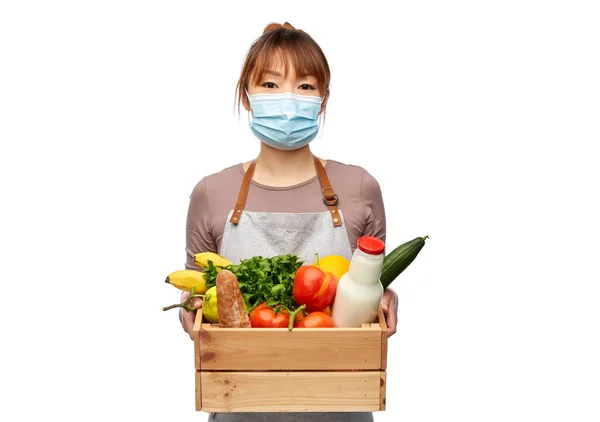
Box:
[250,48,319,84]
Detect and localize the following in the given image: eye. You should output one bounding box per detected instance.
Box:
[262,82,277,89]
[299,84,315,90]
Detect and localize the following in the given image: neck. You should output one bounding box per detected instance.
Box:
[250,144,321,187]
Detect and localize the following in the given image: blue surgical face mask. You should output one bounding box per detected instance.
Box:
[247,92,323,150]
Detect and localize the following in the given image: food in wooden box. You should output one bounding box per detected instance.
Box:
[216,269,251,328]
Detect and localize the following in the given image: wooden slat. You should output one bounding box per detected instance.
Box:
[379,371,387,410]
[378,307,388,370]
[195,371,202,411]
[202,325,382,334]
[193,312,204,410]
[199,371,382,412]
[193,308,204,332]
[197,325,382,371]
[193,311,204,370]
[377,308,388,407]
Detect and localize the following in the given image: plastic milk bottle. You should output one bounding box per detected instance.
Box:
[331,236,385,327]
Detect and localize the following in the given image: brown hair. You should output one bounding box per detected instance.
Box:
[235,22,331,114]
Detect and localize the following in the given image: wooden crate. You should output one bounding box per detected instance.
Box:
[192,308,388,413]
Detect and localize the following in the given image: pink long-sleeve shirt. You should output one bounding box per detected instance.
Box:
[185,159,386,270]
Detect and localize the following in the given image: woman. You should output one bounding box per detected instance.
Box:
[180,22,398,422]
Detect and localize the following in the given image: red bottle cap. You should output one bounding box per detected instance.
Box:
[357,236,385,255]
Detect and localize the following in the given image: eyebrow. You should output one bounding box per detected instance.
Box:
[261,70,317,80]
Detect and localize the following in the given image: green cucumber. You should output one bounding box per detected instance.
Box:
[380,236,428,289]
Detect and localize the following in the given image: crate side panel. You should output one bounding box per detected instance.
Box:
[198,328,382,370]
[200,371,382,412]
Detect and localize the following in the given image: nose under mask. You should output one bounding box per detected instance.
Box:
[247,92,323,150]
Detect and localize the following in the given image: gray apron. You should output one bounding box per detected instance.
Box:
[210,157,373,422]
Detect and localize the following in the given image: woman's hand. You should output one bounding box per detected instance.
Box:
[179,291,203,340]
[381,288,398,337]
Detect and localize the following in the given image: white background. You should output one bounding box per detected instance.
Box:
[1,1,599,421]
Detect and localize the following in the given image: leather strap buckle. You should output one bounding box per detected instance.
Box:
[323,193,338,206]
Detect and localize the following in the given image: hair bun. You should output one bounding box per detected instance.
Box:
[263,22,296,34]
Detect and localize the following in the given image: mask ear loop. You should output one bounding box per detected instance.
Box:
[244,89,254,124]
[316,90,326,140]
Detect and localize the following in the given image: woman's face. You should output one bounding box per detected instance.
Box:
[244,60,325,114]
[247,61,322,98]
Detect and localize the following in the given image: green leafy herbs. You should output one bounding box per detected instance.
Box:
[204,254,303,313]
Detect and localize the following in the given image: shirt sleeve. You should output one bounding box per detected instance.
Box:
[361,169,387,250]
[185,177,218,270]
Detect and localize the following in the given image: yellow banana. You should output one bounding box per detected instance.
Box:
[165,270,207,294]
[194,252,232,271]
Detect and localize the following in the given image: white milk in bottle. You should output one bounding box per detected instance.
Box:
[331,236,385,327]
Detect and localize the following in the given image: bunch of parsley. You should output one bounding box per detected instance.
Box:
[203,254,303,313]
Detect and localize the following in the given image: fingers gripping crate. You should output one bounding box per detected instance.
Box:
[192,309,388,413]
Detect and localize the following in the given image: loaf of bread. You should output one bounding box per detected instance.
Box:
[216,269,251,328]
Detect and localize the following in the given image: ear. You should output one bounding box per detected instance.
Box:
[242,91,251,112]
[319,90,329,115]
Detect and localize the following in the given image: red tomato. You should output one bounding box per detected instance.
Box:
[295,311,336,328]
[249,303,290,328]
[293,266,338,312]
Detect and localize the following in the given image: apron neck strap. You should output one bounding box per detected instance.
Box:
[229,157,342,227]
[229,161,256,224]
[313,156,342,227]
